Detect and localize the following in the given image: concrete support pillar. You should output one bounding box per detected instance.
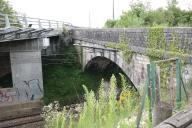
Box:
[10,51,43,102]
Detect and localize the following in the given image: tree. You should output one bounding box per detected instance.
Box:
[104,19,117,28]
[130,0,146,18]
[104,0,192,28]
[167,0,178,8]
[166,0,182,26]
[0,0,16,28]
[0,0,15,15]
[115,11,144,28]
[179,10,192,27]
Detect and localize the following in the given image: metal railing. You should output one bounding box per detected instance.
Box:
[0,13,73,29]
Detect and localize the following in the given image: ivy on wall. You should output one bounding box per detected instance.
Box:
[147,27,186,61]
[107,34,133,63]
[147,27,166,60]
[106,27,189,64]
[146,27,189,106]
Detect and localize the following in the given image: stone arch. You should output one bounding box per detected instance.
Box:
[82,49,150,91]
[74,40,150,91]
[84,56,136,89]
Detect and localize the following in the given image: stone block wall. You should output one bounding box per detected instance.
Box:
[72,28,192,51]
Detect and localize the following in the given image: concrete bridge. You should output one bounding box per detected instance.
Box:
[0,13,75,104]
[0,14,71,127]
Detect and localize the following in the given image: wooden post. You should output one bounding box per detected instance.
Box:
[153,101,173,127]
[152,66,172,127]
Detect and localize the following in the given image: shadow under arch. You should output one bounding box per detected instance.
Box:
[84,56,137,91]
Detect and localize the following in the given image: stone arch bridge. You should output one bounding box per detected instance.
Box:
[71,28,192,90]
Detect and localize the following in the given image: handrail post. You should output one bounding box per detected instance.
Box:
[38,19,42,28]
[49,20,51,28]
[5,14,10,28]
[23,15,28,27]
[57,21,59,29]
[62,22,65,29]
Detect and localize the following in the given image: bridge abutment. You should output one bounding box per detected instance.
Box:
[0,39,44,104]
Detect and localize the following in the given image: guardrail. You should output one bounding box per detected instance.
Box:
[0,13,73,29]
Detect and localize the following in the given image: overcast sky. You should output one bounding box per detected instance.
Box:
[9,0,192,28]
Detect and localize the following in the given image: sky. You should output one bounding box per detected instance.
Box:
[8,0,192,28]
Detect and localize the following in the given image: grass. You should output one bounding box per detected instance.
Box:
[42,43,105,106]
[43,75,144,128]
[43,64,104,106]
[42,44,149,127]
[42,43,135,106]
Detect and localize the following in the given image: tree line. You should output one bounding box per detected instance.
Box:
[105,0,192,28]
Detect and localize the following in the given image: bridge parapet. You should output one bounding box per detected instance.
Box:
[72,28,192,52]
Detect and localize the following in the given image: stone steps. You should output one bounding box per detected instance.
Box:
[0,100,44,128]
[11,121,44,128]
[0,115,44,128]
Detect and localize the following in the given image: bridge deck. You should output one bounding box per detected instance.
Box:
[0,28,62,42]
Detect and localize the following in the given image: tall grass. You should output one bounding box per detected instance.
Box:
[43,74,141,128]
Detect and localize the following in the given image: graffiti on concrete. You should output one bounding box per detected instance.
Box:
[0,88,17,103]
[14,79,43,101]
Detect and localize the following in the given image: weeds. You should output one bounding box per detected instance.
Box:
[43,74,146,128]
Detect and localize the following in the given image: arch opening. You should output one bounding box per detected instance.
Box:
[84,56,136,91]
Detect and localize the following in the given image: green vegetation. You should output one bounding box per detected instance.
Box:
[43,44,131,106]
[43,61,132,106]
[147,27,166,59]
[0,0,15,15]
[43,75,150,128]
[43,65,103,106]
[107,37,133,63]
[43,44,102,106]
[0,0,18,28]
[146,27,188,108]
[146,27,185,60]
[105,0,192,28]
